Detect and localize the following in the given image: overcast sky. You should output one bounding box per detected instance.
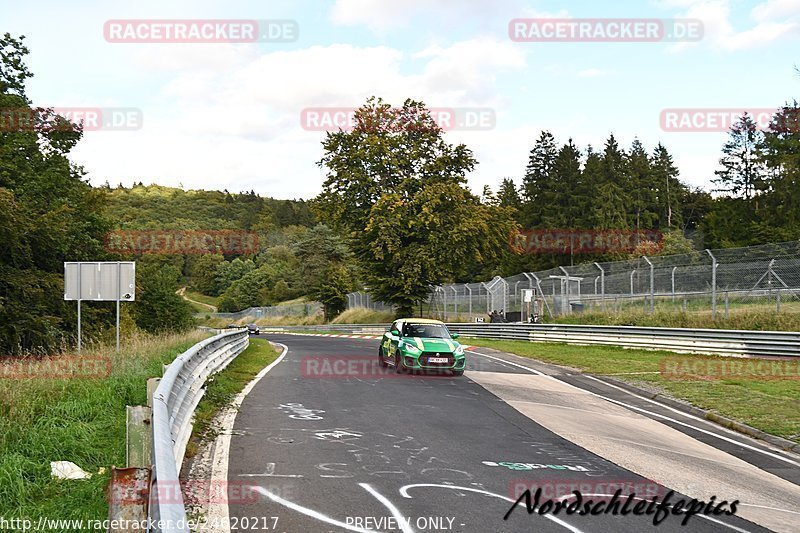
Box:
[4,0,799,199]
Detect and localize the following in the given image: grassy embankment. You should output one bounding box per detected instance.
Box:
[0,331,207,522]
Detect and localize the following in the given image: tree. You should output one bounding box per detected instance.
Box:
[520,131,557,227]
[313,97,516,316]
[547,139,583,228]
[650,143,683,229]
[497,178,522,213]
[133,263,194,333]
[591,137,630,230]
[761,102,800,229]
[713,113,767,201]
[624,139,656,230]
[315,265,353,320]
[0,34,113,353]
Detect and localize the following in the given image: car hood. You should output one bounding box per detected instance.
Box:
[403,337,459,352]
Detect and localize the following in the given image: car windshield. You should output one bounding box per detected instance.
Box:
[403,323,450,339]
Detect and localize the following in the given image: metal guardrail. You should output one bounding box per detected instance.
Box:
[149,329,249,532]
[262,323,800,358]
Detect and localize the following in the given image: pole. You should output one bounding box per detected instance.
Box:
[116,262,121,353]
[466,285,472,317]
[559,266,570,314]
[630,269,635,297]
[594,262,605,311]
[642,256,654,314]
[706,249,717,319]
[671,266,677,303]
[77,264,82,355]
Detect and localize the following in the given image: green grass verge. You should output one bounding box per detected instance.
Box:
[0,331,208,523]
[550,308,800,332]
[462,338,800,441]
[185,339,280,457]
[183,290,220,309]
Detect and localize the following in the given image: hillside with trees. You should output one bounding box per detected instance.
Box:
[2,30,799,354]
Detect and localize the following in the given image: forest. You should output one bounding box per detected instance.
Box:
[2,33,799,352]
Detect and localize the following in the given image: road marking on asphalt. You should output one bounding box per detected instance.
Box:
[467,349,800,468]
[360,483,416,533]
[252,486,377,533]
[399,483,583,532]
[203,342,289,532]
[238,462,304,478]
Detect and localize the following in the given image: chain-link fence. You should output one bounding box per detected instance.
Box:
[346,241,800,322]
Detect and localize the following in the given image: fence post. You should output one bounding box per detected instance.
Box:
[466,285,472,317]
[725,291,729,319]
[671,266,677,303]
[706,249,717,319]
[559,266,570,314]
[630,269,635,297]
[642,255,654,314]
[594,262,605,311]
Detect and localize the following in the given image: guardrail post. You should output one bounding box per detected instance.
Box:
[126,406,152,468]
[642,256,654,314]
[706,249,717,319]
[594,263,605,311]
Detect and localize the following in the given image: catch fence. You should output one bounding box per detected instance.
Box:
[346,241,800,321]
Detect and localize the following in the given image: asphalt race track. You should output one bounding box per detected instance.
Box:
[223,334,797,532]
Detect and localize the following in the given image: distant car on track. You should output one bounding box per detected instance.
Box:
[246,323,260,335]
[378,318,465,376]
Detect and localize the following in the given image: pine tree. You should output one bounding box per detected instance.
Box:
[651,144,683,229]
[713,113,767,200]
[520,130,557,227]
[624,139,656,230]
[548,139,582,227]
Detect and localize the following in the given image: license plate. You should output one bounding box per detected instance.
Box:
[427,357,449,363]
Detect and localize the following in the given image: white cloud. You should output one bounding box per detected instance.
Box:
[78,39,527,198]
[577,68,606,78]
[665,0,799,51]
[331,0,525,31]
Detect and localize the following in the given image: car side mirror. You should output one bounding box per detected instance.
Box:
[451,333,460,339]
[390,329,399,336]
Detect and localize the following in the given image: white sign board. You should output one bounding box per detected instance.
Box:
[522,289,534,303]
[64,262,136,301]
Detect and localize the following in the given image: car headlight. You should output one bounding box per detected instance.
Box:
[454,345,464,356]
[402,342,420,353]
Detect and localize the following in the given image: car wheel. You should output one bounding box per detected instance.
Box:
[378,346,388,367]
[452,369,464,376]
[395,352,406,374]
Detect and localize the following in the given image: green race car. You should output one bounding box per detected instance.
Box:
[378,318,466,376]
